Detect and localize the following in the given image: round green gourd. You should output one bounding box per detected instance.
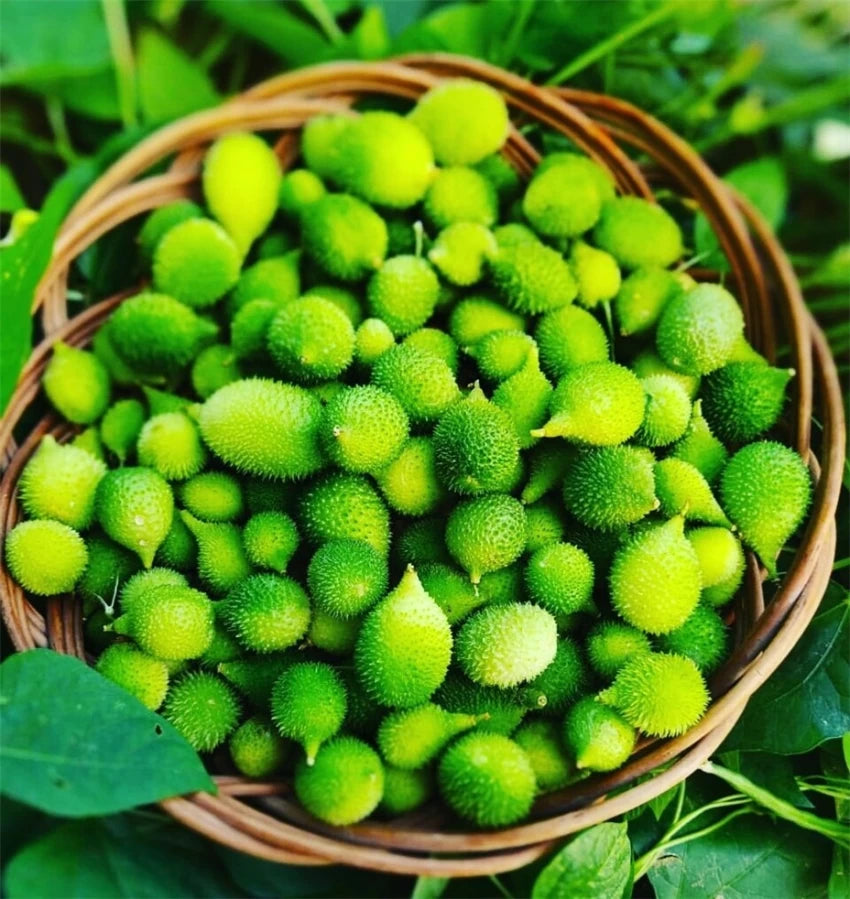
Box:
[43,342,110,425]
[96,643,169,710]
[307,538,388,618]
[5,519,88,596]
[163,671,241,751]
[137,413,207,481]
[220,574,311,652]
[593,197,683,269]
[445,494,526,583]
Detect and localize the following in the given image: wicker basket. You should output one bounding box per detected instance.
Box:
[0,55,844,877]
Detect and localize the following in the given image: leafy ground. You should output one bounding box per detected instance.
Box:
[1,1,848,897]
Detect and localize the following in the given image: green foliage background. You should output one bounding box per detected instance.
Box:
[1,1,848,897]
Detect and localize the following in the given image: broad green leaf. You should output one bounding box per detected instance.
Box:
[717,752,813,808]
[0,650,214,816]
[411,876,449,899]
[0,166,25,213]
[350,7,391,60]
[3,814,237,898]
[532,822,632,899]
[57,69,122,121]
[393,2,513,60]
[803,243,850,289]
[204,0,331,67]
[0,161,96,414]
[137,29,220,124]
[723,585,850,755]
[648,816,832,899]
[0,0,111,88]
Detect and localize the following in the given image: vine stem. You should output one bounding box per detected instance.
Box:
[101,0,137,128]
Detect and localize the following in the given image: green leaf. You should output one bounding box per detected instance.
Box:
[3,814,237,898]
[350,7,391,60]
[393,2,514,60]
[648,816,832,899]
[0,161,96,415]
[411,876,450,899]
[0,650,214,816]
[802,243,850,289]
[532,822,632,899]
[0,165,25,213]
[723,585,850,755]
[0,0,111,88]
[204,0,331,67]
[137,29,220,124]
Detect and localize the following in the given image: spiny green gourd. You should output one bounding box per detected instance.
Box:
[242,511,299,574]
[220,574,311,652]
[365,255,439,337]
[100,399,145,463]
[330,111,435,208]
[535,305,609,381]
[377,702,480,769]
[95,467,174,567]
[686,526,745,607]
[446,494,526,583]
[191,344,242,399]
[137,413,207,481]
[229,716,288,777]
[354,317,396,368]
[92,327,137,387]
[478,563,524,606]
[593,197,684,269]
[279,168,325,218]
[521,442,575,505]
[218,653,292,708]
[631,348,700,400]
[294,736,384,825]
[271,661,347,763]
[436,674,528,735]
[200,610,242,667]
[77,534,140,608]
[489,240,577,314]
[523,637,587,715]
[409,79,509,166]
[96,643,169,710]
[477,152,522,202]
[113,583,214,660]
[670,399,728,483]
[701,362,793,443]
[301,114,350,179]
[152,218,240,308]
[523,498,567,554]
[720,440,811,577]
[304,284,363,326]
[375,436,446,517]
[654,458,731,526]
[492,347,553,449]
[438,731,536,827]
[143,385,191,416]
[658,604,728,673]
[395,517,451,568]
[308,608,361,655]
[230,254,300,311]
[71,427,106,462]
[203,132,282,254]
[19,435,106,530]
[301,193,388,281]
[199,379,324,479]
[456,603,557,688]
[163,671,241,751]
[493,222,537,247]
[428,222,497,286]
[537,151,617,196]
[299,472,390,555]
[524,543,594,617]
[523,160,603,238]
[403,327,459,374]
[563,445,657,531]
[615,267,681,335]
[418,562,486,625]
[154,514,197,572]
[433,384,520,495]
[307,538,388,618]
[610,517,701,634]
[656,284,744,375]
[471,329,534,382]
[514,719,572,791]
[242,478,290,515]
[598,651,710,737]
[371,344,460,425]
[354,567,452,707]
[534,362,645,445]
[138,200,203,261]
[381,765,433,816]
[5,520,88,596]
[449,297,525,348]
[424,166,498,229]
[106,293,217,379]
[635,376,692,448]
[319,385,409,475]
[587,621,652,680]
[180,512,252,595]
[119,567,188,614]
[43,343,111,424]
[267,296,355,383]
[571,241,622,309]
[178,471,244,522]
[563,696,636,772]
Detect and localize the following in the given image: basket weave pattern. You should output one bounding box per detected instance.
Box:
[0,55,844,876]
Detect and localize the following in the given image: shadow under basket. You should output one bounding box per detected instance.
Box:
[0,55,844,877]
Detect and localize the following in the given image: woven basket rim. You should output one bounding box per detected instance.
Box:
[0,54,845,876]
